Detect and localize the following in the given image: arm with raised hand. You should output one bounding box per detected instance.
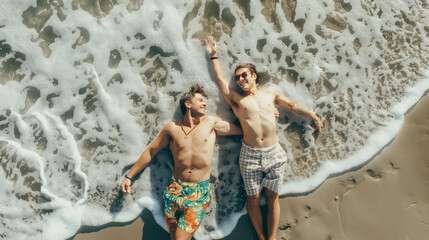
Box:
[121,125,170,194]
[205,36,236,106]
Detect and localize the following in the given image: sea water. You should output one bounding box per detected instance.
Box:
[0,0,428,239]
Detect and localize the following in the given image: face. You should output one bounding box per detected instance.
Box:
[186,93,207,116]
[235,68,256,91]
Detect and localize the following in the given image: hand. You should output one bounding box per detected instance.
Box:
[313,117,323,135]
[121,178,132,194]
[205,36,217,57]
[274,107,279,120]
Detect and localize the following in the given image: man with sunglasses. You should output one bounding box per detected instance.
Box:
[205,36,323,240]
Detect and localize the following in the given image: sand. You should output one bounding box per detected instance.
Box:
[72,92,429,240]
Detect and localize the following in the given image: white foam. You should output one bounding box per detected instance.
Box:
[0,0,429,239]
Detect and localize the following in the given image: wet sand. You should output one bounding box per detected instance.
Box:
[72,92,429,240]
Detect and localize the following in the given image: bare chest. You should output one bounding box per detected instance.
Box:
[169,122,215,151]
[236,93,276,118]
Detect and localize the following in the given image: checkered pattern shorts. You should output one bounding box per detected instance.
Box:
[239,141,287,196]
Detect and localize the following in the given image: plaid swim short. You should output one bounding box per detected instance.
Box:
[163,176,210,233]
[239,141,287,196]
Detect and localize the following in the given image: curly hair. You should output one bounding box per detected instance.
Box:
[179,84,207,115]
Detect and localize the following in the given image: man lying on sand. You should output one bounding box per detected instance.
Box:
[206,36,323,240]
[121,84,245,240]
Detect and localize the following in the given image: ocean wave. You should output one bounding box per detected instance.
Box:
[0,0,428,239]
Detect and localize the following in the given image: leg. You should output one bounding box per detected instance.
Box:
[169,226,177,240]
[246,193,265,240]
[174,196,209,240]
[260,144,287,240]
[174,227,193,240]
[166,210,193,240]
[265,189,280,240]
[239,142,265,239]
[165,202,180,240]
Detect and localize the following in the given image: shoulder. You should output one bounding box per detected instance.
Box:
[258,88,279,99]
[164,121,178,132]
[262,87,280,95]
[202,115,221,129]
[203,115,219,123]
[228,90,243,104]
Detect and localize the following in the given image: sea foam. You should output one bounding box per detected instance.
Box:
[0,0,429,239]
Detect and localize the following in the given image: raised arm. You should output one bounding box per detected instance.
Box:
[121,124,170,194]
[205,36,236,106]
[213,116,243,136]
[272,89,323,134]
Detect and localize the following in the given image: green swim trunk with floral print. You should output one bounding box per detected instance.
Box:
[163,176,210,233]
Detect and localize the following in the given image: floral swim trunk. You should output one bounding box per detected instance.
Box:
[239,141,287,196]
[163,176,211,233]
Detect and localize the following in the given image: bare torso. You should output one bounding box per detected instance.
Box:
[232,89,278,148]
[166,116,217,182]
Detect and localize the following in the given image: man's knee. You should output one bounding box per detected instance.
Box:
[246,193,261,206]
[265,189,279,205]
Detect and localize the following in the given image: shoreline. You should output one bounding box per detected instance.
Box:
[73,92,429,240]
[276,91,429,239]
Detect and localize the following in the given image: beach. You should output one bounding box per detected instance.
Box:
[73,93,429,240]
[2,1,429,239]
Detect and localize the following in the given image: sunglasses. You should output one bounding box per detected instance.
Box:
[234,72,250,81]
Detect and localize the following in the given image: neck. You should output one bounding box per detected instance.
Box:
[243,86,258,96]
[183,112,202,127]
